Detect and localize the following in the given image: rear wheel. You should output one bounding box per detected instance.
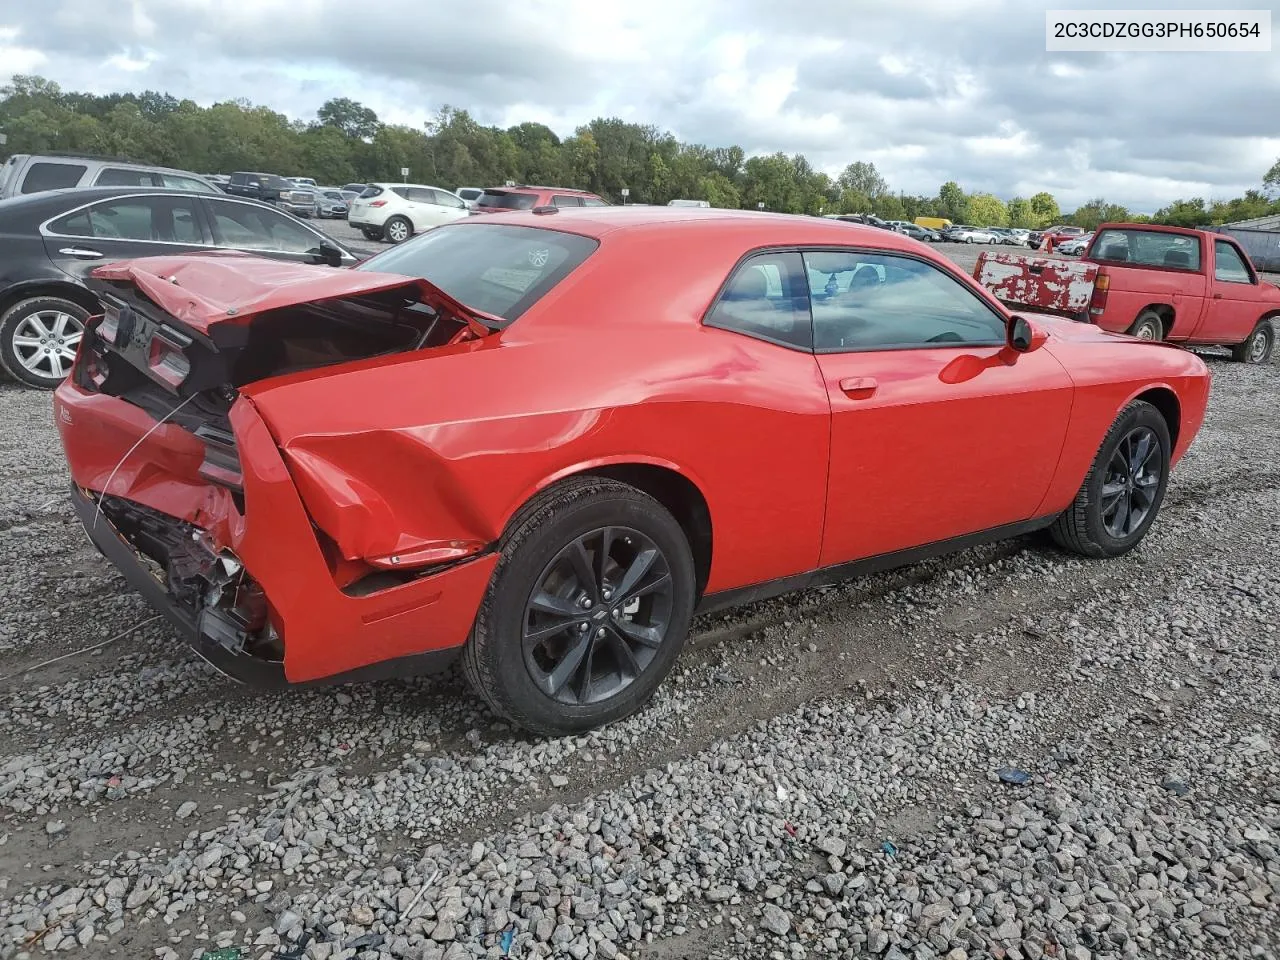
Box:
[384,216,412,244]
[462,477,696,736]
[1050,400,1170,559]
[1128,310,1164,341]
[0,296,88,389]
[1229,320,1274,364]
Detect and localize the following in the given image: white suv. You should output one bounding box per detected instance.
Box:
[348,183,469,243]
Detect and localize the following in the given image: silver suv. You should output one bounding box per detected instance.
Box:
[0,154,219,200]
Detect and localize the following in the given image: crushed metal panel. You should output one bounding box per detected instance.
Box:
[975,252,1098,313]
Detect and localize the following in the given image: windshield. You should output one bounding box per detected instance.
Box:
[355,222,599,323]
[476,190,537,210]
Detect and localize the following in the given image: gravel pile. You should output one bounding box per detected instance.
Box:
[1,322,1277,960]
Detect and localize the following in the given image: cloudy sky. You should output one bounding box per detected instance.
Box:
[2,0,1278,211]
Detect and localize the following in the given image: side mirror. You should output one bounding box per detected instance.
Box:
[1006,315,1047,354]
[316,240,345,268]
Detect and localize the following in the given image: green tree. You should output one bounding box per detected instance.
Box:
[1264,157,1280,196]
[1151,198,1208,227]
[1006,196,1034,228]
[837,161,888,199]
[317,97,380,140]
[966,193,1008,227]
[1068,197,1129,231]
[1027,191,1061,227]
[872,194,906,220]
[938,181,969,222]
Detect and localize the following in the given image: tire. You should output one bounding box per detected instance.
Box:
[1050,400,1171,559]
[462,476,696,736]
[0,296,89,389]
[1128,310,1164,341]
[384,216,412,244]
[360,227,382,241]
[1229,320,1275,364]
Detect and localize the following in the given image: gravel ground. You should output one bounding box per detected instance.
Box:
[1,241,1278,960]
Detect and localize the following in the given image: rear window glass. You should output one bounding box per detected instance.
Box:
[22,162,87,194]
[356,223,598,323]
[1092,229,1201,271]
[476,190,537,210]
[359,186,384,199]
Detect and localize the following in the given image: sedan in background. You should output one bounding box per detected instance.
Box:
[0,187,358,388]
[53,207,1208,736]
[895,222,940,242]
[946,225,1001,244]
[313,188,350,219]
[1057,232,1095,256]
[347,183,470,243]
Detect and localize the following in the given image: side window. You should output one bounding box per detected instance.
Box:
[49,197,203,243]
[391,186,411,200]
[581,197,609,206]
[433,189,465,208]
[208,199,319,254]
[95,167,150,187]
[704,251,811,349]
[1214,240,1253,284]
[804,250,1006,352]
[21,162,88,194]
[552,195,582,208]
[162,174,214,193]
[230,173,247,185]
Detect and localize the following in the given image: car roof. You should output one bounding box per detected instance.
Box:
[368,182,449,190]
[447,205,935,250]
[485,185,598,195]
[0,185,267,214]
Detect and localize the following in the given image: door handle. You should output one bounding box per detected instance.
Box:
[838,376,878,399]
[58,247,104,260]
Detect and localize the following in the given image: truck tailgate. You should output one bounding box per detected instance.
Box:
[974,251,1099,317]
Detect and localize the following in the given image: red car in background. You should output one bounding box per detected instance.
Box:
[54,208,1209,735]
[470,184,608,213]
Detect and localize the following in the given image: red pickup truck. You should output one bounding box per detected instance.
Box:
[976,223,1280,363]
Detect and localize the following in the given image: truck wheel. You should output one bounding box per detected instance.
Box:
[1128,311,1164,341]
[1050,400,1170,559]
[1229,321,1275,364]
[462,477,696,736]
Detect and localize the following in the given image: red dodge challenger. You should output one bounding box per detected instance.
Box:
[54,207,1210,735]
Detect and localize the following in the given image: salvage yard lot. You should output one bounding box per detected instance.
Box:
[1,242,1278,960]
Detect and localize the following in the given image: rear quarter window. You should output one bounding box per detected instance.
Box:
[21,162,88,194]
[355,222,598,322]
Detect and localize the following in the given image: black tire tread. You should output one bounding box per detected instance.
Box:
[1050,399,1167,558]
[461,476,685,735]
[1128,310,1164,341]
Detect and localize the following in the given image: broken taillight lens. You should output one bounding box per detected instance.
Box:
[147,334,191,388]
[1089,273,1110,316]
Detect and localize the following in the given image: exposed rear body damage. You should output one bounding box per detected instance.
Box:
[56,254,501,684]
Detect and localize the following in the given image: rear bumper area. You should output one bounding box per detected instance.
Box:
[57,383,498,687]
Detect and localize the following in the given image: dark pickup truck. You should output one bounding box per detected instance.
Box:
[975,222,1280,363]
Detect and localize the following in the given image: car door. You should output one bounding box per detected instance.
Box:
[41,193,211,281]
[428,188,469,224]
[400,187,438,229]
[1191,239,1264,344]
[805,248,1075,566]
[201,196,346,264]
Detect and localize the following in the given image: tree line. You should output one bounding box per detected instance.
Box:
[3,75,1278,231]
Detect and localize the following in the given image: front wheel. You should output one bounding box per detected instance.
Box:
[462,477,696,736]
[1229,320,1275,364]
[1050,400,1171,559]
[0,296,89,389]
[384,216,412,244]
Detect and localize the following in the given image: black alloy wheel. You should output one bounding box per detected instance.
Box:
[522,526,674,705]
[1098,426,1160,539]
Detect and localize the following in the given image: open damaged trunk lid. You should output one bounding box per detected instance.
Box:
[82,252,496,399]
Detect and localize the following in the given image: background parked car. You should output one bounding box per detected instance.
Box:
[223,171,296,205]
[0,153,219,199]
[1057,232,1095,256]
[347,183,470,242]
[312,188,350,219]
[1001,228,1031,246]
[947,225,1000,244]
[455,187,485,207]
[470,185,608,213]
[895,222,940,242]
[1029,225,1086,250]
[0,186,358,388]
[289,177,318,188]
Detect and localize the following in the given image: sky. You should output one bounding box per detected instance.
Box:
[1,0,1278,212]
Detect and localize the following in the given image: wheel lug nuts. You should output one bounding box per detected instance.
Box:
[578,623,588,633]
[595,628,606,638]
[602,590,612,600]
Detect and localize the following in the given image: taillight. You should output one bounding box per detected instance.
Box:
[147,330,192,388]
[1089,273,1110,316]
[369,199,387,207]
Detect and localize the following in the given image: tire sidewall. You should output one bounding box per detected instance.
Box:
[1246,322,1275,364]
[1131,312,1162,341]
[480,493,695,734]
[386,217,411,243]
[1081,404,1171,556]
[0,296,90,389]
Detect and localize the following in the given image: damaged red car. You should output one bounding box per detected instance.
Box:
[54,208,1210,735]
